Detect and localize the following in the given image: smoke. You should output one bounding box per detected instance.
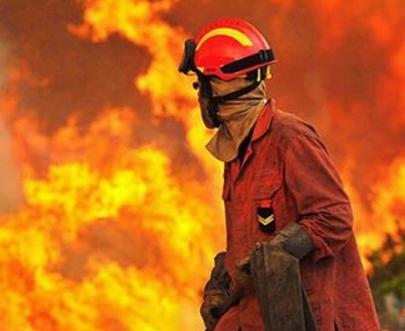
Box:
[0,0,404,235]
[0,0,150,130]
[0,118,23,214]
[0,1,403,329]
[0,36,23,214]
[170,0,405,210]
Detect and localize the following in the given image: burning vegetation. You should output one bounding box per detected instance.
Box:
[0,0,405,330]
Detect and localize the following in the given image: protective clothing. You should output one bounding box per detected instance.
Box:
[202,77,267,162]
[180,17,275,80]
[181,17,380,331]
[179,17,276,128]
[216,100,380,331]
[266,222,316,259]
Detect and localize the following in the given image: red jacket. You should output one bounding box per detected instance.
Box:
[215,100,380,331]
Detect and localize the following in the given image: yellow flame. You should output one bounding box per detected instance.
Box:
[1,0,404,330]
[0,107,225,330]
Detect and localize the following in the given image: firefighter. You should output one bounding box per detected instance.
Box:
[179,17,380,331]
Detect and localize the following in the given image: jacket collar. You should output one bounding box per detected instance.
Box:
[225,98,276,180]
[251,98,275,142]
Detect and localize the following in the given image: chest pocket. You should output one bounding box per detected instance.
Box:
[253,172,282,234]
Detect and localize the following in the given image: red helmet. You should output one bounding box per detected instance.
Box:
[179,17,276,81]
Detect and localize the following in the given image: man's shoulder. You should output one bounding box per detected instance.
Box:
[271,108,319,143]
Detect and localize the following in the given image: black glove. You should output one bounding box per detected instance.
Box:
[268,222,315,259]
[237,223,316,275]
[200,252,231,330]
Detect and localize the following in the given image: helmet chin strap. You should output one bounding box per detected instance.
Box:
[199,71,264,128]
[207,101,221,128]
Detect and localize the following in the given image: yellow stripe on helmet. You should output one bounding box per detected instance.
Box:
[196,28,253,51]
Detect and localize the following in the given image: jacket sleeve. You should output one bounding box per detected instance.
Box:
[284,132,354,262]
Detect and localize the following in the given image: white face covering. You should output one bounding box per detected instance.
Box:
[199,77,267,162]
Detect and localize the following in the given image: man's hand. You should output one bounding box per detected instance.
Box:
[201,252,231,330]
[248,223,316,265]
[235,223,315,290]
[200,290,227,330]
[234,254,254,291]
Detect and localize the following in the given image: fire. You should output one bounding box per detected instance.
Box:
[71,0,222,176]
[0,0,405,330]
[0,107,223,330]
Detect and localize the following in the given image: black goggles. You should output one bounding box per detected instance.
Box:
[178,39,199,75]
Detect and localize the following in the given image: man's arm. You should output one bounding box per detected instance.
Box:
[284,132,354,262]
[200,252,231,330]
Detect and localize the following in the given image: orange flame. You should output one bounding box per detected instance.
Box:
[1,0,405,330]
[0,106,224,330]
